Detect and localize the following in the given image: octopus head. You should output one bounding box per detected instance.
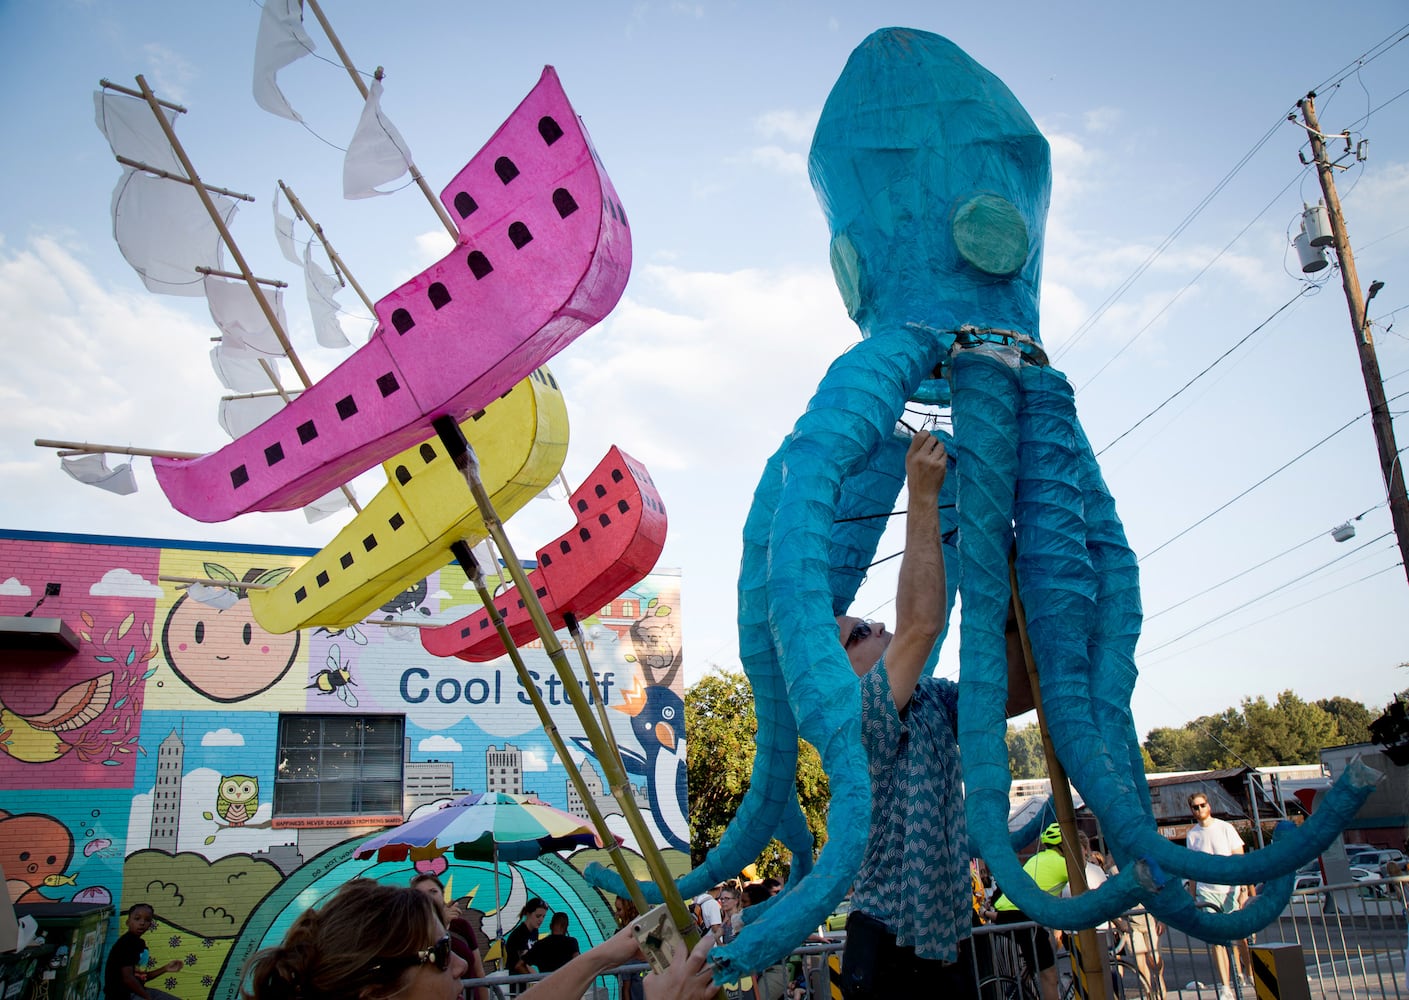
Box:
[809,28,1052,401]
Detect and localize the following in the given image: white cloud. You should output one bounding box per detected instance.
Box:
[1083,108,1122,134]
[754,109,816,146]
[89,567,164,598]
[419,734,463,753]
[429,589,451,601]
[0,578,31,596]
[522,749,548,772]
[746,145,807,179]
[201,728,245,746]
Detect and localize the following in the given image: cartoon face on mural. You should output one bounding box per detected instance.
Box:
[216,776,259,826]
[161,565,301,703]
[0,811,74,903]
[380,578,431,618]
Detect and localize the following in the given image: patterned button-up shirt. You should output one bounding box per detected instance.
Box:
[850,658,969,961]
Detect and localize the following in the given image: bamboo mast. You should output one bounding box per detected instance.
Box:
[301,0,459,240]
[131,75,314,391]
[1008,556,1112,998]
[449,542,650,916]
[278,180,378,315]
[432,417,699,947]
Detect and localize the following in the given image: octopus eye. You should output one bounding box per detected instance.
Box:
[951,193,1029,276]
[828,232,864,320]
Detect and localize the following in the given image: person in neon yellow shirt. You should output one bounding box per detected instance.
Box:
[993,824,1070,1000]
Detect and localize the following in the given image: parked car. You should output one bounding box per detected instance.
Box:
[1349,865,1389,897]
[1294,872,1324,892]
[1349,849,1406,875]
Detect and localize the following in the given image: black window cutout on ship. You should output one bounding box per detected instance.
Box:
[316,571,330,588]
[453,192,478,218]
[363,534,378,552]
[265,443,284,466]
[598,513,611,528]
[395,465,411,486]
[559,540,571,555]
[578,527,591,542]
[336,395,358,420]
[230,464,250,489]
[419,443,436,464]
[508,221,532,249]
[467,251,493,280]
[428,283,451,310]
[377,372,400,397]
[617,499,630,514]
[540,553,552,567]
[340,553,354,569]
[553,189,578,218]
[594,484,607,498]
[612,469,624,482]
[539,116,563,145]
[576,499,588,513]
[495,157,520,184]
[392,308,415,334]
[294,587,307,603]
[389,512,404,530]
[297,420,318,444]
[536,586,548,599]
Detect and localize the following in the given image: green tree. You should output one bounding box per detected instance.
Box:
[1316,696,1374,745]
[1144,723,1218,771]
[1222,691,1337,765]
[684,669,829,877]
[1007,722,1047,779]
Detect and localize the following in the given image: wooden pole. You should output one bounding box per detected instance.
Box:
[432,417,698,947]
[132,75,314,391]
[278,180,379,315]
[1008,556,1112,999]
[449,542,650,916]
[300,0,459,240]
[36,439,201,460]
[1298,93,1409,589]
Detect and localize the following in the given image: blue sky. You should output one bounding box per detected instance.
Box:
[2,2,1408,740]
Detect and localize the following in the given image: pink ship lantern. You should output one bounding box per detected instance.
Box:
[153,67,631,522]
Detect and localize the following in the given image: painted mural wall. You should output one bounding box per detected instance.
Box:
[0,529,688,1000]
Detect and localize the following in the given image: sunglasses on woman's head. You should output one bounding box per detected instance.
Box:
[845,620,875,649]
[372,935,454,975]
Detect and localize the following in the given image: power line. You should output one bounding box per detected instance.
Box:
[1138,558,1403,670]
[1143,504,1384,622]
[1140,532,1394,655]
[1095,288,1311,456]
[1139,391,1409,561]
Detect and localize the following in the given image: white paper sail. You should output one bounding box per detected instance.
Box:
[185,583,240,611]
[112,169,235,297]
[60,454,138,496]
[210,344,278,392]
[273,185,302,265]
[204,276,288,356]
[343,79,413,199]
[218,394,289,439]
[533,473,571,503]
[252,0,315,122]
[303,243,352,348]
[303,486,353,523]
[93,90,182,172]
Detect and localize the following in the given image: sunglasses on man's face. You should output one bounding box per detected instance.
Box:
[845,620,875,649]
[373,935,454,976]
[1191,802,1209,814]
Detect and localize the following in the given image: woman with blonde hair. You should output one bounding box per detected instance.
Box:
[242,879,715,1000]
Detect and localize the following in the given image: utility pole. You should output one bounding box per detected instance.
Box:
[1296,92,1409,588]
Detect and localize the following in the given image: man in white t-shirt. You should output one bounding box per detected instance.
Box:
[692,885,723,938]
[1185,791,1248,1000]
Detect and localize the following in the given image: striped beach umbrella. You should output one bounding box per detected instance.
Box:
[354,791,602,939]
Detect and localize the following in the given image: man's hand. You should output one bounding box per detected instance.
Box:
[904,430,948,502]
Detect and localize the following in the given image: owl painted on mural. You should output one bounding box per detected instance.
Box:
[216,775,259,826]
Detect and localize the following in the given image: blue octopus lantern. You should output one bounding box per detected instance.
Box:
[589,28,1378,981]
